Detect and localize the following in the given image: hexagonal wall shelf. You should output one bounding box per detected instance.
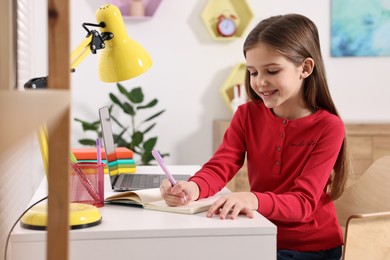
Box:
[220,63,247,112]
[107,0,162,19]
[201,0,253,41]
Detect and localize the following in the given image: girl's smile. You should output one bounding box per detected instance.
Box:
[261,90,277,96]
[259,89,278,102]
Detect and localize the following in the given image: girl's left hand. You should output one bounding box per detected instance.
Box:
[207,192,258,220]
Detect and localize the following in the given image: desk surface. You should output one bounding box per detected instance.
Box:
[10,166,277,260]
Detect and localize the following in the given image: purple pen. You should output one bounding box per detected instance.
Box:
[96,138,104,206]
[152,149,177,186]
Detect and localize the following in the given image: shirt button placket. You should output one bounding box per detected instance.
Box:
[275,119,288,174]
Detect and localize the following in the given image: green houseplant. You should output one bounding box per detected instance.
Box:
[74,83,168,165]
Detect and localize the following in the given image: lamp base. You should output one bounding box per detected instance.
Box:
[20,203,102,230]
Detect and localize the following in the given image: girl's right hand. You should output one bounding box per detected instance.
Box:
[159,179,200,207]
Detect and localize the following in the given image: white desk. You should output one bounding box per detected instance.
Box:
[9,166,276,260]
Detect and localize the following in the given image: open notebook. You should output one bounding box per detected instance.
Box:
[105,188,230,214]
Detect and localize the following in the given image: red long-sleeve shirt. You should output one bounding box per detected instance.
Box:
[189,101,344,251]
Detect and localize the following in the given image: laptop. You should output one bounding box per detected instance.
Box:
[99,106,190,191]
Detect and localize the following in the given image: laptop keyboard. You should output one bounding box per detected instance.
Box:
[114,174,190,191]
[120,174,161,189]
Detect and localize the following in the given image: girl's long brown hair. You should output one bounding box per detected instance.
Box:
[243,14,351,200]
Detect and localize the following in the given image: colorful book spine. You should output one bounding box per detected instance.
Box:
[71,147,134,160]
[72,147,136,174]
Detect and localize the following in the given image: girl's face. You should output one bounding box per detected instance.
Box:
[246,43,313,119]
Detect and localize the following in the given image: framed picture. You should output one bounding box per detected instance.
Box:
[331,0,390,57]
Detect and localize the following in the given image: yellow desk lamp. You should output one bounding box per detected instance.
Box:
[22,4,152,229]
[72,4,152,82]
[25,4,152,88]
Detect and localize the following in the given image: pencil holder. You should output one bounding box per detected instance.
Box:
[70,162,105,207]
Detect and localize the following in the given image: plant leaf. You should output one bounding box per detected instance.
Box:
[79,139,97,146]
[117,83,131,100]
[123,102,135,116]
[132,131,144,146]
[114,128,127,144]
[116,82,125,90]
[74,118,100,131]
[143,123,156,134]
[109,93,123,109]
[142,110,165,123]
[114,136,129,148]
[110,114,126,129]
[143,137,157,152]
[129,87,144,103]
[137,99,158,109]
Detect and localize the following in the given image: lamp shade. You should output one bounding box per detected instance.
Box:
[96,4,152,82]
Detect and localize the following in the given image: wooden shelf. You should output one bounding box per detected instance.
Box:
[201,0,253,41]
[107,0,162,19]
[220,63,246,112]
[0,90,70,156]
[1,1,71,259]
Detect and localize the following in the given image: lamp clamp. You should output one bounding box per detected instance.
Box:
[24,77,47,89]
[82,22,113,54]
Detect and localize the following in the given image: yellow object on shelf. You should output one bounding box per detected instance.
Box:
[220,63,247,112]
[20,203,102,230]
[201,0,253,41]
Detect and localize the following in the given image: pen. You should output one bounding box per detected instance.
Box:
[152,149,188,203]
[96,138,104,203]
[151,149,177,185]
[96,138,102,165]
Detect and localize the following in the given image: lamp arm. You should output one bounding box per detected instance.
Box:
[70,34,93,72]
[25,23,113,89]
[24,36,93,89]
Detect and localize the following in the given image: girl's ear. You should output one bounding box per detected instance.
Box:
[301,58,314,78]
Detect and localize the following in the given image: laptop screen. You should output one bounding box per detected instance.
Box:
[99,106,119,185]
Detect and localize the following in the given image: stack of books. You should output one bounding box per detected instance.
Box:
[72,147,136,174]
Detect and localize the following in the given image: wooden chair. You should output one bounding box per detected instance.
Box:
[334,155,390,259]
[343,212,390,259]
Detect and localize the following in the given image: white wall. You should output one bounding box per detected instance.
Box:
[70,0,390,165]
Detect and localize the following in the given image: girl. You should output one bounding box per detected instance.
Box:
[160,14,350,260]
